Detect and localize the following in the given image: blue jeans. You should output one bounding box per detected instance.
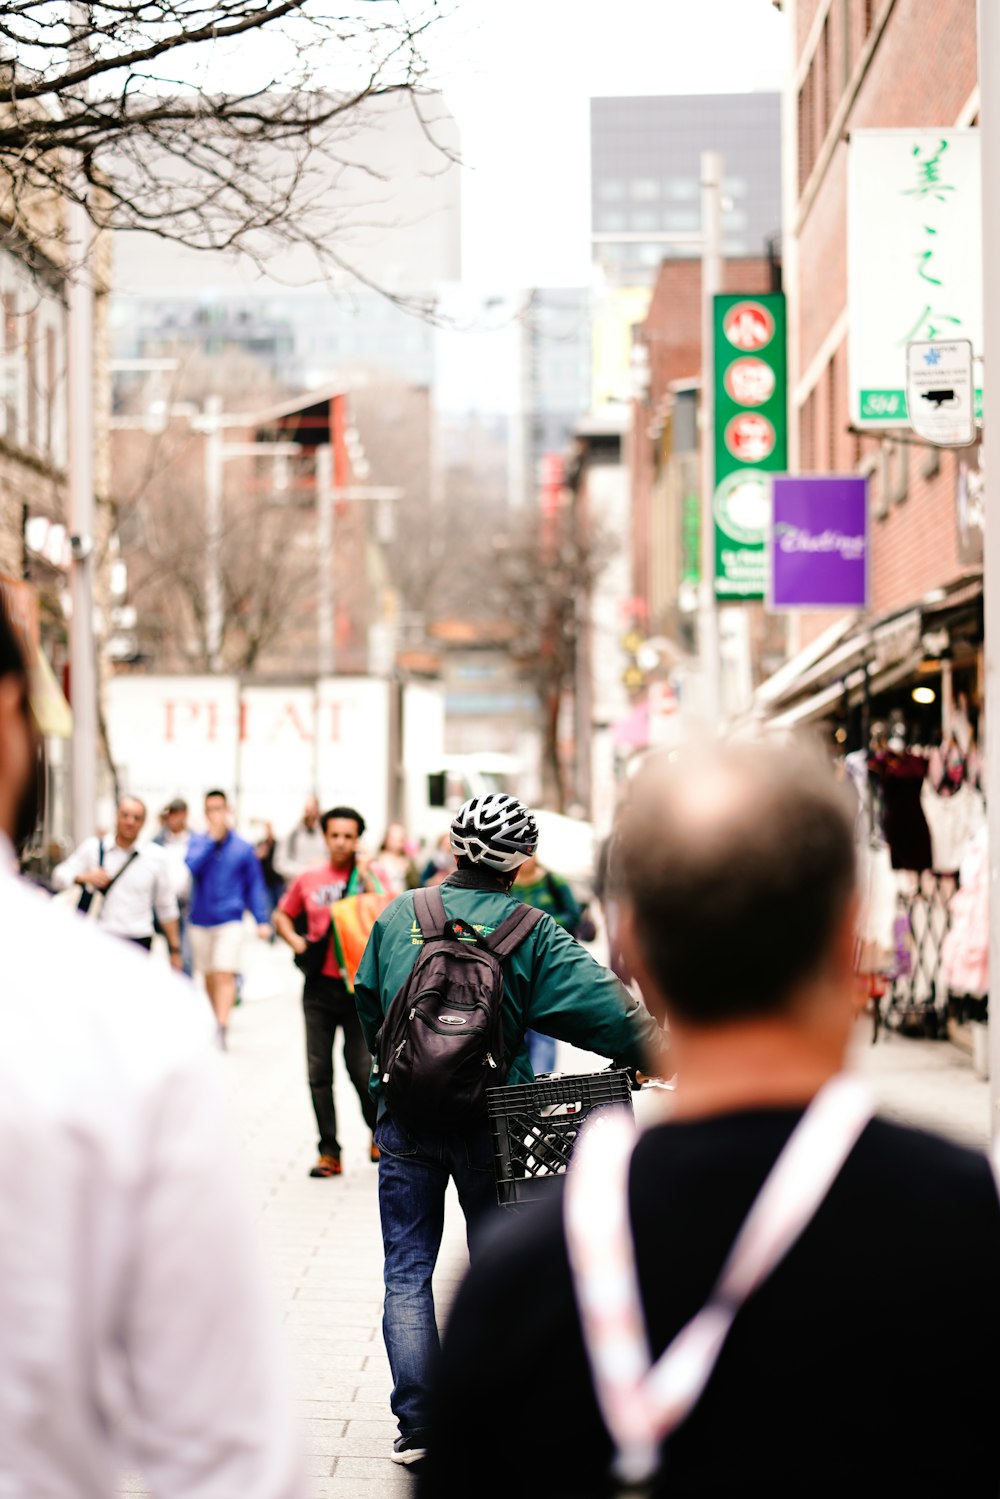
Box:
[525,1029,557,1075]
[375,1112,499,1437]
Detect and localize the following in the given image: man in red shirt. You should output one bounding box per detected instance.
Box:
[274,806,382,1177]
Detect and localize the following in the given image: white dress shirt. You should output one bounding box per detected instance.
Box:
[0,866,304,1498]
[52,836,179,938]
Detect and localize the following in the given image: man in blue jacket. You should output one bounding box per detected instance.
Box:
[186,789,271,1046]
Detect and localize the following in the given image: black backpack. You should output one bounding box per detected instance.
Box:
[377,885,543,1128]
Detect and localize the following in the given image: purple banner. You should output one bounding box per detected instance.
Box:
[769,475,869,610]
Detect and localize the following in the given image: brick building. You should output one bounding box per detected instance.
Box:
[758,0,983,737]
[631,255,774,641]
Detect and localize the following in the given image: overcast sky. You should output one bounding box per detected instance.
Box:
[424,0,787,287]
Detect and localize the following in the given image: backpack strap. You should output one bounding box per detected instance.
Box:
[565,1073,876,1488]
[483,901,544,958]
[413,884,448,938]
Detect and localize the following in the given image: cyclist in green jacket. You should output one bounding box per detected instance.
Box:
[353,793,668,1469]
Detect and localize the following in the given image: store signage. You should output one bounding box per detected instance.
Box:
[769,476,869,611]
[848,129,982,428]
[906,338,976,447]
[723,358,776,407]
[713,292,787,600]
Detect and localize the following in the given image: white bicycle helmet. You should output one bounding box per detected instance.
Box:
[450,793,539,873]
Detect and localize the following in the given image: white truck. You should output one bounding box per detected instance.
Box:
[104,674,447,850]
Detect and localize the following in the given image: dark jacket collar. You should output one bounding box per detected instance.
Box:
[443,867,510,893]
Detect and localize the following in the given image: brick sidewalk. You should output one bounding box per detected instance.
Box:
[123,943,992,1496]
[232,944,468,1497]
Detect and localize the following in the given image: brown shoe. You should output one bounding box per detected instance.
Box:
[309,1154,342,1178]
[370,1138,381,1163]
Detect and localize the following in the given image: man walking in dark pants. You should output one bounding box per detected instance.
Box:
[274,806,383,1177]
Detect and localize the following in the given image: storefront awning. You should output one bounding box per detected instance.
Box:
[751,574,982,730]
[30,649,73,739]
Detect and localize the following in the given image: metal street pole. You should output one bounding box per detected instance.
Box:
[67,195,97,844]
[316,443,334,677]
[978,0,1000,1140]
[66,0,97,845]
[699,149,724,727]
[203,395,224,673]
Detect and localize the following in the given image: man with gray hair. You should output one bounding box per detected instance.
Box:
[54,794,182,964]
[420,742,1000,1497]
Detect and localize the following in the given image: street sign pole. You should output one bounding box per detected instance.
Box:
[67,5,97,844]
[977,0,1000,1140]
[699,150,724,726]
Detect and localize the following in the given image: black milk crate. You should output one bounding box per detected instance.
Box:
[487,1069,634,1207]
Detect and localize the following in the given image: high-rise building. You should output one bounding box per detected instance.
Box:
[590,93,782,285]
[518,287,592,508]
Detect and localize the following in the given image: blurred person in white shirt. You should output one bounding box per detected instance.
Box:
[154,796,194,974]
[274,794,326,882]
[0,604,304,1499]
[52,796,182,964]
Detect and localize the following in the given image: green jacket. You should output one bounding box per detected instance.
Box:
[354,868,664,1103]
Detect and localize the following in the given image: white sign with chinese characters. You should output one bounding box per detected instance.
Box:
[906,338,976,447]
[848,129,982,428]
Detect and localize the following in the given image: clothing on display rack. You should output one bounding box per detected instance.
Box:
[940,826,989,1001]
[920,780,985,876]
[868,750,932,872]
[855,842,896,961]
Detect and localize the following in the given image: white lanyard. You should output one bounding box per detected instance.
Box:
[564,1074,876,1490]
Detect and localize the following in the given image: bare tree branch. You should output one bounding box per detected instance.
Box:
[0,0,451,297]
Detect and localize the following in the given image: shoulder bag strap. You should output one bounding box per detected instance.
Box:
[566,1073,876,1489]
[484,901,544,958]
[102,850,140,897]
[92,849,140,924]
[413,884,447,938]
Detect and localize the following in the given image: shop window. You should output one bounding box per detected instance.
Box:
[25,310,36,453]
[857,446,881,518]
[891,441,909,505]
[920,444,941,481]
[801,389,817,471]
[630,178,660,201]
[877,440,908,513]
[798,68,815,194]
[827,359,838,472]
[45,325,56,460]
[2,292,15,440]
[821,16,832,134]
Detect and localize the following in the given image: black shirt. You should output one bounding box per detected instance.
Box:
[418,1108,1000,1498]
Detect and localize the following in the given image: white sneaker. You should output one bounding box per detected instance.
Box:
[391,1435,428,1465]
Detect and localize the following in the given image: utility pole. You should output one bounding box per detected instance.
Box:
[203,395,224,673]
[67,4,97,843]
[698,150,724,727]
[316,443,334,677]
[977,0,1000,1139]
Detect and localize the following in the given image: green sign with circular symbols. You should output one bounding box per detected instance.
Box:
[713,292,787,600]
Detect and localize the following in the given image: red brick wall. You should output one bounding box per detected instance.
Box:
[631,257,772,617]
[794,0,978,646]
